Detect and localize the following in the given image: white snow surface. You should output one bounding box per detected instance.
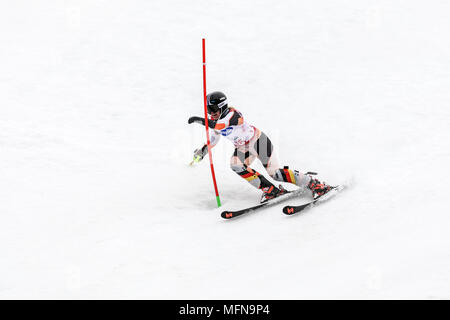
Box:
[1,0,450,299]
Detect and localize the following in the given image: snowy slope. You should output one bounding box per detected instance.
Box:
[1,0,450,299]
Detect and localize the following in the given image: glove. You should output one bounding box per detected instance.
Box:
[192,144,208,163]
[188,116,203,124]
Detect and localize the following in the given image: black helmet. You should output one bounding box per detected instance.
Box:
[206,91,228,114]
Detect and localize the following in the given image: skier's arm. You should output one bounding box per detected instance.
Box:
[191,129,221,163]
[209,130,221,147]
[188,116,217,129]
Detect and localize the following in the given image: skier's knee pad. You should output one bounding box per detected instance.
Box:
[231,164,264,189]
[272,167,294,182]
[273,167,311,188]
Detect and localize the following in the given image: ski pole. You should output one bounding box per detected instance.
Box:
[202,38,221,208]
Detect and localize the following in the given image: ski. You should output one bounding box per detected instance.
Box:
[221,188,306,219]
[282,185,345,215]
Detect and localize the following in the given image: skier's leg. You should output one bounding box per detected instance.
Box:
[272,164,333,199]
[272,166,312,189]
[252,131,333,199]
[253,131,311,189]
[230,149,274,190]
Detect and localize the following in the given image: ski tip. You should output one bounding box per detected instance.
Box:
[221,211,234,219]
[283,206,295,215]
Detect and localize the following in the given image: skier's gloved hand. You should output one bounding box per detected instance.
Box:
[188,116,203,124]
[188,116,217,129]
[193,144,208,163]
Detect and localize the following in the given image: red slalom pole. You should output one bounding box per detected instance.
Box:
[202,38,221,207]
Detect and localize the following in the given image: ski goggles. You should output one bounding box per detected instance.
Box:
[207,104,220,114]
[207,99,227,114]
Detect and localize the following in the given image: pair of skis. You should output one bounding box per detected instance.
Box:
[221,185,344,219]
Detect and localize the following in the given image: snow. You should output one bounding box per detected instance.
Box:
[1,0,450,299]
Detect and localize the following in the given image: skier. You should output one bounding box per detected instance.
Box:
[188,91,332,203]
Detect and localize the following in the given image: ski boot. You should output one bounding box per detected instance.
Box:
[260,184,288,203]
[307,178,333,200]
